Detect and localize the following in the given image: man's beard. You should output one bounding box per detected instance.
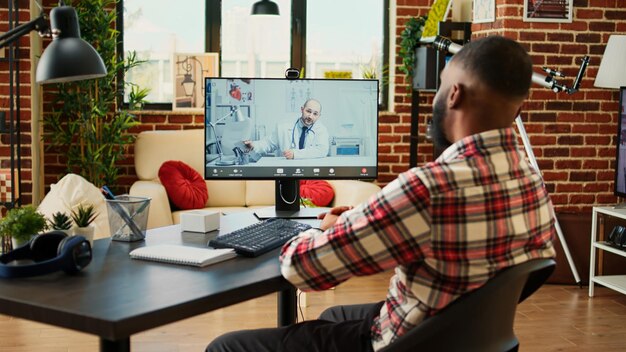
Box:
[431,94,452,151]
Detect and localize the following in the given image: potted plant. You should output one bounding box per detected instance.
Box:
[48,211,73,236]
[43,0,148,189]
[398,15,428,91]
[0,206,47,249]
[71,203,98,245]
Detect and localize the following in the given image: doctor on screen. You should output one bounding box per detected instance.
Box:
[244,98,330,159]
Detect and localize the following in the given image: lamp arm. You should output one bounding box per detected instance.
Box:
[0,15,49,49]
[431,36,589,95]
[208,107,239,158]
[208,122,224,157]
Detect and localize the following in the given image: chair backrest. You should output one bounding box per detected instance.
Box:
[379,258,556,352]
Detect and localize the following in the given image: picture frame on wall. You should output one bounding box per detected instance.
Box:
[473,0,495,23]
[173,53,219,111]
[523,0,573,23]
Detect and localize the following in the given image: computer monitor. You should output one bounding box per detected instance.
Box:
[204,77,379,219]
[614,86,626,201]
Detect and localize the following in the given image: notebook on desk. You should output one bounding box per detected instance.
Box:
[130,245,236,267]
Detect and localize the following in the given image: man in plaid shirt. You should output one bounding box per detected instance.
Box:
[207,35,556,352]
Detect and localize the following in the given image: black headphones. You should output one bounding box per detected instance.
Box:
[0,231,92,278]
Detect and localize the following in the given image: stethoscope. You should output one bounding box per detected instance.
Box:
[290,119,317,149]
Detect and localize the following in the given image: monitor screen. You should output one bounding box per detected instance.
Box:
[615,87,626,197]
[204,78,378,181]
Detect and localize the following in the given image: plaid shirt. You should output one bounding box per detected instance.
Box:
[280,128,556,351]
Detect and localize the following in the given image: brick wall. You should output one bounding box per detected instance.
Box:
[21,0,626,214]
[391,0,625,213]
[0,2,34,206]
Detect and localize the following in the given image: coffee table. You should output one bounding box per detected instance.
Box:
[0,212,302,351]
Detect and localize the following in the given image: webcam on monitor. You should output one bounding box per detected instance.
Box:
[285,68,300,80]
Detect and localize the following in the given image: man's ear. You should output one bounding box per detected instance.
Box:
[448,83,463,109]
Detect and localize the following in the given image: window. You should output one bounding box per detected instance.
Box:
[306,0,384,81]
[221,0,292,77]
[121,0,389,109]
[122,0,206,104]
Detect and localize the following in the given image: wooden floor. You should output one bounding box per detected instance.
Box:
[1,271,625,351]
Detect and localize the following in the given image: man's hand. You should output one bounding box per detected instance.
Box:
[317,206,353,231]
[243,140,254,151]
[283,149,295,159]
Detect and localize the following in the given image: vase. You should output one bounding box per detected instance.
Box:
[73,226,95,247]
[11,237,30,250]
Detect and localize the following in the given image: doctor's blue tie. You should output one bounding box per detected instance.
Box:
[299,126,307,149]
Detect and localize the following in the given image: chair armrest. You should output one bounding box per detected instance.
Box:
[328,180,381,207]
[129,180,174,229]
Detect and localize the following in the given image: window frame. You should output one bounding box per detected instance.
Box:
[118,0,389,110]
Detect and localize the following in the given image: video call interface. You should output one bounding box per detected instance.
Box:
[204,78,379,179]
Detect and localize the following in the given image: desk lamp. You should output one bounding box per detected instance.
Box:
[0,2,107,83]
[0,1,106,252]
[594,35,626,89]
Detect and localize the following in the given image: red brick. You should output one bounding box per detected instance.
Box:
[583,183,610,192]
[544,148,570,157]
[557,183,583,192]
[519,31,546,41]
[570,147,598,157]
[559,22,588,31]
[575,9,604,19]
[555,160,582,169]
[589,21,616,32]
[530,136,557,145]
[543,171,568,181]
[605,10,626,20]
[557,136,584,145]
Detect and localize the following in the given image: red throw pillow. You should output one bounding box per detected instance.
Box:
[158,161,208,210]
[299,180,334,207]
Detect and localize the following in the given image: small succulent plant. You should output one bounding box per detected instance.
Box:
[49,211,73,231]
[71,204,98,228]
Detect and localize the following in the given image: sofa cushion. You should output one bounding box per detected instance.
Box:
[300,180,334,206]
[135,129,205,181]
[245,181,276,206]
[206,180,247,207]
[159,161,208,210]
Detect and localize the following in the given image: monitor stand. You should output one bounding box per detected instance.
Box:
[254,179,329,219]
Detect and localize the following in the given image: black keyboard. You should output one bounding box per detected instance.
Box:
[208,218,312,257]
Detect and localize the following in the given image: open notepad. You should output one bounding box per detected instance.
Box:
[130,245,237,267]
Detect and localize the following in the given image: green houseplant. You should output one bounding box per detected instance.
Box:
[49,211,73,234]
[71,203,98,245]
[398,15,427,89]
[71,204,98,228]
[0,206,47,247]
[43,0,148,189]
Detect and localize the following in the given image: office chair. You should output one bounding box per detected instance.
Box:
[379,258,556,352]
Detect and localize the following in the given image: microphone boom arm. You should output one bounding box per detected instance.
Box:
[431,36,589,95]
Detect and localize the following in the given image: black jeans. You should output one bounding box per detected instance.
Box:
[206,302,384,352]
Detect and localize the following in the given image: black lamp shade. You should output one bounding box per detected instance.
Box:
[251,0,280,15]
[35,6,107,84]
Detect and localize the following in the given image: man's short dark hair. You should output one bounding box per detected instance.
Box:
[452,36,532,99]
